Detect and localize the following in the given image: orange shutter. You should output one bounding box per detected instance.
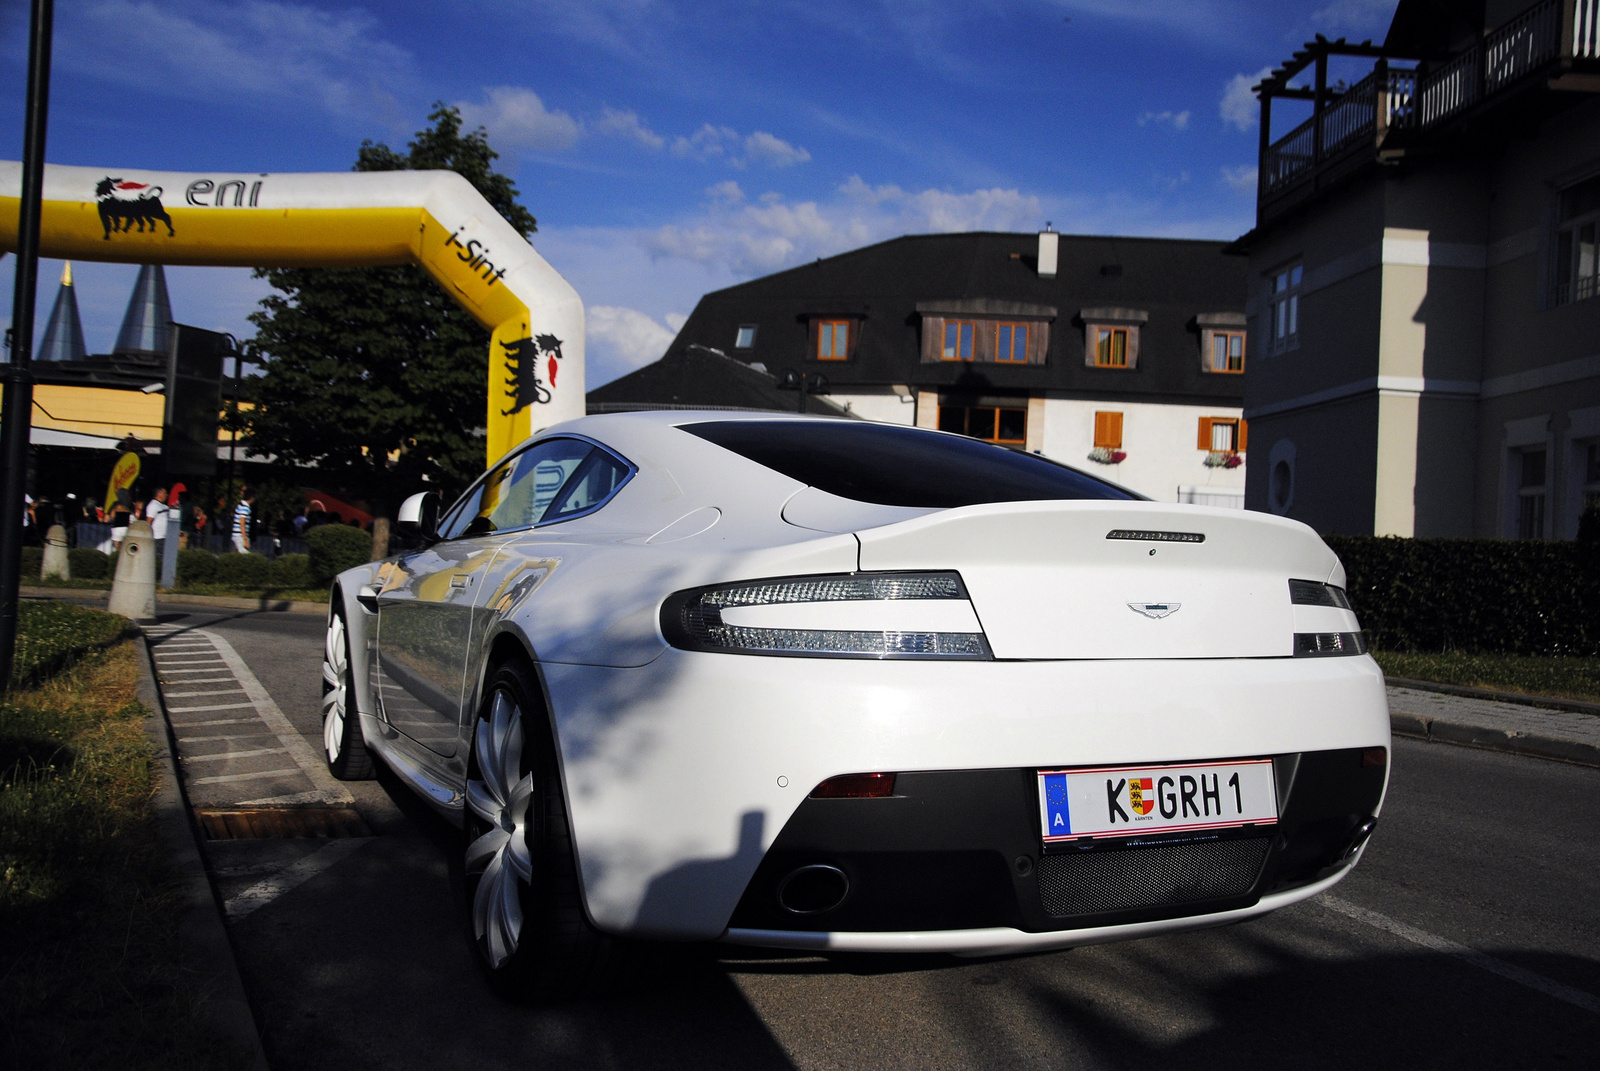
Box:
[1197,416,1214,450]
[1094,411,1123,448]
[1238,419,1248,451]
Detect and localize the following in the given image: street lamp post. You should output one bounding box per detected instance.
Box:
[0,0,54,691]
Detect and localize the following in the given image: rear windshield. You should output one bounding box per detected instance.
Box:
[682,420,1138,507]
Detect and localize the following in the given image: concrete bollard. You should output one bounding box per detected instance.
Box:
[41,524,70,580]
[108,519,157,621]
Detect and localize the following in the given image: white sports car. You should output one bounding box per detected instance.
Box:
[320,412,1389,995]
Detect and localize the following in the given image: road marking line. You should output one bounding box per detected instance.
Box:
[198,629,353,805]
[158,669,237,677]
[166,701,257,713]
[190,769,302,786]
[155,658,227,666]
[164,688,249,698]
[1320,895,1600,1015]
[160,676,237,684]
[170,718,259,728]
[225,839,370,919]
[177,733,276,743]
[182,747,289,763]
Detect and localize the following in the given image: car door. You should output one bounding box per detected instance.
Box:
[376,438,593,755]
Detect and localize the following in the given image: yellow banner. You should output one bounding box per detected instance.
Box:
[104,451,140,514]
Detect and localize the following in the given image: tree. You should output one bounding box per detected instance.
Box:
[242,105,538,512]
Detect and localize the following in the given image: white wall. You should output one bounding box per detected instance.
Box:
[1037,398,1247,503]
[831,390,918,425]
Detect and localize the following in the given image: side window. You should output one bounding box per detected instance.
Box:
[545,450,632,522]
[439,438,596,540]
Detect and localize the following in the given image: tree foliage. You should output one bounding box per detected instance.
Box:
[243,105,537,511]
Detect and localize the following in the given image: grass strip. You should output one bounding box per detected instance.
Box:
[1,607,249,1069]
[1374,650,1600,704]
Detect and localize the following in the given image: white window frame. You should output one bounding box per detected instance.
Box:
[1268,262,1302,355]
[1554,174,1600,307]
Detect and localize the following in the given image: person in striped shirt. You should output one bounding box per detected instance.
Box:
[232,487,254,553]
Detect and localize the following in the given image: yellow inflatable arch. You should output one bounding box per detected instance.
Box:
[0,161,585,465]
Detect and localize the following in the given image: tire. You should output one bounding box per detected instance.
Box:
[460,659,615,1000]
[321,607,373,780]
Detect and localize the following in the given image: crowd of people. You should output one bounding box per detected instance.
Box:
[23,485,369,558]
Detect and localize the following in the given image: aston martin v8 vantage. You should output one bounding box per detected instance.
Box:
[320,412,1389,992]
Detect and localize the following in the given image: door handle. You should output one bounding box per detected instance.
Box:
[356,585,380,614]
[450,575,469,589]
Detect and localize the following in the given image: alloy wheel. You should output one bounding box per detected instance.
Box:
[321,613,349,763]
[465,689,537,968]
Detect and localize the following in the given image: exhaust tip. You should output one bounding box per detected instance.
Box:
[776,864,850,915]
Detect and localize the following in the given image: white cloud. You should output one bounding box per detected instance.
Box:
[594,107,665,149]
[1221,67,1273,131]
[642,176,1044,277]
[1221,165,1258,193]
[585,305,679,376]
[1138,110,1191,130]
[458,87,581,152]
[672,124,741,161]
[669,124,811,169]
[706,181,745,205]
[58,1,414,128]
[743,131,812,168]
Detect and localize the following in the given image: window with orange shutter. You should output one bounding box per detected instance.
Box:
[1094,411,1123,449]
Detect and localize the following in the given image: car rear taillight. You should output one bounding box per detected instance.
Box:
[810,773,897,798]
[1289,579,1365,656]
[660,572,992,659]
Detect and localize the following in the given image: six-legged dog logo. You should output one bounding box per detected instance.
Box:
[96,177,174,240]
[501,333,563,416]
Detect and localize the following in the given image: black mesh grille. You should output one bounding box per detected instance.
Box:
[1037,837,1270,917]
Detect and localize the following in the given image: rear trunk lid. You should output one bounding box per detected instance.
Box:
[854,501,1340,659]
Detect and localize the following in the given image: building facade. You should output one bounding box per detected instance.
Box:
[631,231,1251,505]
[1235,0,1600,537]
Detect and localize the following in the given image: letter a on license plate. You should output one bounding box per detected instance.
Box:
[1038,759,1277,842]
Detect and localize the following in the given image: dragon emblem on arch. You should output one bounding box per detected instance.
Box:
[501,333,563,417]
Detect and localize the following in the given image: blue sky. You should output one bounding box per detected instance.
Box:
[0,0,1398,386]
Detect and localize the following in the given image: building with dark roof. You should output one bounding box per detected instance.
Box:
[586,341,848,416]
[620,230,1250,504]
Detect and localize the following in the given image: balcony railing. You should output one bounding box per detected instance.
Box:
[1261,0,1597,202]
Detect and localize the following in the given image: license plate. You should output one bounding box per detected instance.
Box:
[1038,759,1278,842]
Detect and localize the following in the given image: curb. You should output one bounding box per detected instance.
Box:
[1385,676,1600,717]
[134,633,273,1071]
[1390,710,1600,769]
[22,585,326,615]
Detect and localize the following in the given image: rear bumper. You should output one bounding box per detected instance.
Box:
[541,651,1390,941]
[723,862,1359,957]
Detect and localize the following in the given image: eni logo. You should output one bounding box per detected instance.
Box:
[96,177,174,239]
[1128,602,1180,619]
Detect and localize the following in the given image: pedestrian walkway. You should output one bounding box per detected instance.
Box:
[1387,684,1600,767]
[144,623,353,807]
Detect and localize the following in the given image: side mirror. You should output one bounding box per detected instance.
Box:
[393,491,439,546]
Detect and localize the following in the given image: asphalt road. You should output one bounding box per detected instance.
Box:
[151,604,1600,1071]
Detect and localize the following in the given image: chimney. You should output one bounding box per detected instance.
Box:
[1037,224,1058,279]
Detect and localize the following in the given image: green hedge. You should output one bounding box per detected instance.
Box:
[20,547,42,578]
[176,548,217,586]
[212,552,271,589]
[1325,535,1600,657]
[307,524,371,583]
[268,553,314,589]
[67,549,111,580]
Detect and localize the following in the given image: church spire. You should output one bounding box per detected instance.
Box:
[113,263,173,357]
[38,261,88,362]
